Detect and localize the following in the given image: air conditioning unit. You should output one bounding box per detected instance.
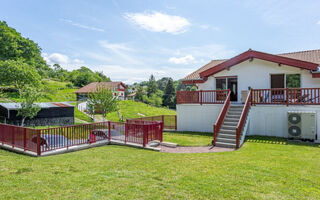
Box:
[287,111,316,140]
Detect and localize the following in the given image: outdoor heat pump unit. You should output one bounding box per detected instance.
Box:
[287,111,316,140]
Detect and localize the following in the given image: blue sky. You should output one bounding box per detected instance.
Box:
[1,0,320,83]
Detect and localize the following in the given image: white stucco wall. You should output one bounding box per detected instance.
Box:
[177,104,222,132]
[248,105,320,141]
[197,59,320,103]
[177,104,320,142]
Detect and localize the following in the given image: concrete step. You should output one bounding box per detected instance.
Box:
[216,137,236,143]
[221,125,237,130]
[223,121,238,126]
[215,141,236,148]
[224,118,239,123]
[227,111,242,115]
[226,114,241,119]
[219,129,236,134]
[218,133,236,139]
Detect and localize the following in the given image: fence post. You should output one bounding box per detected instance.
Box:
[125,122,128,144]
[37,129,41,156]
[160,122,164,142]
[24,128,27,151]
[67,127,69,150]
[108,121,111,141]
[142,125,147,147]
[174,115,177,130]
[12,127,15,148]
[286,88,289,106]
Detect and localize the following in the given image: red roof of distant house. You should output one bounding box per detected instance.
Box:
[183,49,320,84]
[74,82,126,94]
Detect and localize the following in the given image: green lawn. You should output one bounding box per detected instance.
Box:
[0,136,319,199]
[164,131,212,146]
[106,100,176,122]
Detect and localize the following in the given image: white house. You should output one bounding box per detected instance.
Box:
[177,49,320,148]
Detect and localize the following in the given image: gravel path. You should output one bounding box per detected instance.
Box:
[160,145,234,153]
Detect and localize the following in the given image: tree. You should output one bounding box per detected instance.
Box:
[0,59,41,89]
[0,21,50,77]
[87,86,118,121]
[135,86,145,101]
[17,87,42,126]
[147,74,158,97]
[163,78,176,108]
[69,66,111,87]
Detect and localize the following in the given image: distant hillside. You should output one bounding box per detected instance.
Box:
[106,100,176,122]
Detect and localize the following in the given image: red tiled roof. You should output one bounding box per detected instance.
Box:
[183,49,320,81]
[74,82,126,94]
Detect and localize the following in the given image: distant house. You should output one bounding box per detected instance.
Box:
[74,82,126,101]
[0,102,74,126]
[127,92,136,100]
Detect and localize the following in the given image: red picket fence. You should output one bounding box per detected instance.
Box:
[251,88,320,105]
[0,120,163,156]
[127,115,177,130]
[177,90,229,104]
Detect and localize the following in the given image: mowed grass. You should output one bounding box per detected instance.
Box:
[0,137,320,199]
[164,131,212,146]
[106,100,176,121]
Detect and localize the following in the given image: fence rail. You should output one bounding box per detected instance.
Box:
[177,90,229,104]
[127,115,177,130]
[0,120,163,156]
[251,88,320,105]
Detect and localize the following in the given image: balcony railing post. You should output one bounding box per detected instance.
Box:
[200,90,203,105]
[286,88,289,106]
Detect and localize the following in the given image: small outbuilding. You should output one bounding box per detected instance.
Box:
[0,102,74,126]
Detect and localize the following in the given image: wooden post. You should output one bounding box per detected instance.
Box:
[286,88,289,106]
[200,90,203,105]
[108,121,111,141]
[37,130,41,156]
[23,128,27,151]
[174,115,177,130]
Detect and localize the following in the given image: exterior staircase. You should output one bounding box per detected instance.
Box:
[215,105,244,148]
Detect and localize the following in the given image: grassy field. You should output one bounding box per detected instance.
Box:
[106,100,176,122]
[0,80,77,102]
[0,136,319,199]
[164,131,212,146]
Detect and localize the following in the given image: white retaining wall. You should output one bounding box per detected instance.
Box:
[177,104,320,142]
[177,104,222,132]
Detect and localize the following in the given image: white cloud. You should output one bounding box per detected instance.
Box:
[60,19,104,32]
[124,11,190,34]
[169,55,195,64]
[42,53,84,69]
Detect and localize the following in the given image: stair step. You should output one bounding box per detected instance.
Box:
[217,137,236,143]
[226,114,241,119]
[227,111,242,115]
[218,133,236,139]
[223,121,238,126]
[215,141,236,148]
[221,125,236,130]
[224,118,239,123]
[219,129,236,134]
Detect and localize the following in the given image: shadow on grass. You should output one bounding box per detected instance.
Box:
[164,131,212,137]
[245,135,320,148]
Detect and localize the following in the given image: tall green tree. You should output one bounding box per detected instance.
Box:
[87,86,118,121]
[0,21,50,76]
[17,87,42,126]
[147,74,158,97]
[162,78,176,108]
[0,60,41,89]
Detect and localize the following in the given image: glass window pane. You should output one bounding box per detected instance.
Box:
[286,74,301,88]
[216,78,226,90]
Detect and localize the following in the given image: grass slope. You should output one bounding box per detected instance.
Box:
[0,80,77,102]
[106,100,176,121]
[0,136,319,199]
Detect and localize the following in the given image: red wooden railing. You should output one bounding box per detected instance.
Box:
[177,90,229,104]
[213,90,231,146]
[251,88,320,105]
[127,115,177,130]
[0,120,163,156]
[236,90,252,148]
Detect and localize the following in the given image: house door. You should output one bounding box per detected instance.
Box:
[271,74,285,89]
[216,77,238,101]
